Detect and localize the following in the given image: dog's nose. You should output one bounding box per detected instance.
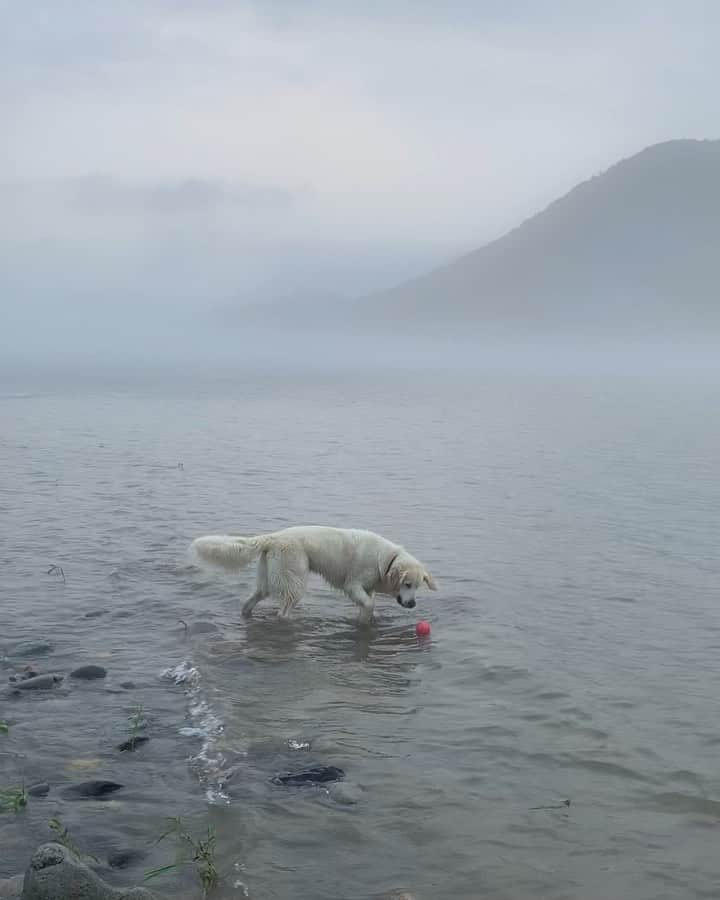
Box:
[407,599,416,609]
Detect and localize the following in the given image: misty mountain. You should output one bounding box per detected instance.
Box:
[350,139,720,337]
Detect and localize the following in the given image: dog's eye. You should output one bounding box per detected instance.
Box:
[404,582,412,588]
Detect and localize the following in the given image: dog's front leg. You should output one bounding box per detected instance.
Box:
[347,584,375,626]
[242,589,265,619]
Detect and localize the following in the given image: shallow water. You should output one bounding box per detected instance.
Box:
[1,369,720,899]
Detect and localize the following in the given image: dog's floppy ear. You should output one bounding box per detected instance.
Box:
[423,572,437,591]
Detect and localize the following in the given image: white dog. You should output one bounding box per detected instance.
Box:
[191,525,437,624]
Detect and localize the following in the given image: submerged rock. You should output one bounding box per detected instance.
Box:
[0,874,23,900]
[27,783,50,798]
[10,674,62,692]
[67,758,102,771]
[61,780,123,799]
[70,665,107,680]
[328,781,362,805]
[107,848,146,870]
[22,843,159,900]
[272,765,345,786]
[10,641,54,658]
[9,666,40,682]
[188,621,218,635]
[117,736,149,753]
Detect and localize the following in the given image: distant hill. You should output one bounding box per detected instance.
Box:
[351,139,720,337]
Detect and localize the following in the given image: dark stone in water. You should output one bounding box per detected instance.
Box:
[107,848,146,869]
[62,780,124,799]
[189,620,218,634]
[11,641,54,658]
[120,681,136,690]
[84,610,107,619]
[70,665,107,680]
[117,736,149,753]
[272,765,345,786]
[27,783,50,798]
[11,674,63,691]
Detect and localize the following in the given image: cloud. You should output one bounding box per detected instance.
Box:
[1,0,719,367]
[3,0,717,244]
[0,175,302,217]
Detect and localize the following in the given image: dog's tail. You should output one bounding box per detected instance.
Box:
[190,534,268,571]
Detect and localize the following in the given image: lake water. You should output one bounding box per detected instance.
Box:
[1,367,719,899]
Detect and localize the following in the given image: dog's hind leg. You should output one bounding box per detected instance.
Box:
[242,553,269,618]
[267,548,309,620]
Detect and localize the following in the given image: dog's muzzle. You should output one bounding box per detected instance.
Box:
[397,596,416,609]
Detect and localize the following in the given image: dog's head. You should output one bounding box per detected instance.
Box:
[392,562,437,609]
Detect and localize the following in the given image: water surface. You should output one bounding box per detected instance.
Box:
[1,369,719,899]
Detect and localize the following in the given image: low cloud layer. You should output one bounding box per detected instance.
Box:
[2,0,718,367]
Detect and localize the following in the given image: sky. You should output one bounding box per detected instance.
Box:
[1,0,718,366]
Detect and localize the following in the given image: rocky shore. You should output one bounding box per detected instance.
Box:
[0,844,160,900]
[1,639,167,897]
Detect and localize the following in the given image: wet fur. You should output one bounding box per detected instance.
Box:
[191,525,437,624]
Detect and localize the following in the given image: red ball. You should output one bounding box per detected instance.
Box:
[415,620,431,637]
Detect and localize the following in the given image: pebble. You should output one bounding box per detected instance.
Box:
[61,780,124,799]
[83,610,106,619]
[120,681,137,690]
[70,665,107,680]
[27,783,50,798]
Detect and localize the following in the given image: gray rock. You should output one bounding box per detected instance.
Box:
[27,783,50,798]
[11,642,54,658]
[70,665,107,680]
[11,674,62,691]
[119,682,136,690]
[61,780,123,799]
[22,843,159,900]
[83,611,107,619]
